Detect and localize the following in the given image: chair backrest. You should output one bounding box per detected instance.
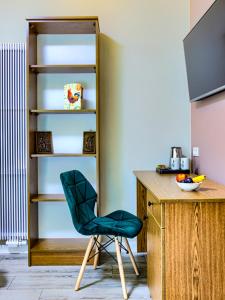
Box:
[60,170,97,234]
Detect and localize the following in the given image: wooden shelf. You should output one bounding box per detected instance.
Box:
[30,238,94,265]
[30,64,96,73]
[31,238,90,253]
[31,194,65,202]
[27,17,99,34]
[30,109,96,114]
[31,153,96,158]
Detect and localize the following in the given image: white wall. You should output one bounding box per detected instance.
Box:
[0,0,190,239]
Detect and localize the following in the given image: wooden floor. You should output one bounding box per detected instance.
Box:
[0,253,149,300]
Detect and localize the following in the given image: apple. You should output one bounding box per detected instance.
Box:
[176,173,188,182]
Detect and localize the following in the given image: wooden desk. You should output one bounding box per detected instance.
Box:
[134,171,225,300]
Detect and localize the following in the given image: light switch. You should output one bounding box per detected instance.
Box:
[193,147,199,157]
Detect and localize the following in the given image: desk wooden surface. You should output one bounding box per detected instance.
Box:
[134,170,225,203]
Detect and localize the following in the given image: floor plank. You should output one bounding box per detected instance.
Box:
[40,287,149,300]
[0,290,41,300]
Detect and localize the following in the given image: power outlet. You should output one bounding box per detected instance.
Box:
[193,147,200,157]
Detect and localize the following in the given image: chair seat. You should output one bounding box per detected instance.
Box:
[81,210,143,238]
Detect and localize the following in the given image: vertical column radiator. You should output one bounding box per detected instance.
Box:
[0,43,27,244]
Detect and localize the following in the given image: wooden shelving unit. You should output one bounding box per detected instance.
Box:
[26,17,100,266]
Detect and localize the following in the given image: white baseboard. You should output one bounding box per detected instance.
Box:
[0,244,28,254]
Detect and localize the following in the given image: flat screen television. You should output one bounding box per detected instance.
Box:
[183,0,225,102]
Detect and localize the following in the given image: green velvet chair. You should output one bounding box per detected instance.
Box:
[60,170,143,300]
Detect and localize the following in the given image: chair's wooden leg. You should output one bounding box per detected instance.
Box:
[93,235,101,269]
[75,236,94,291]
[115,237,128,300]
[124,238,140,276]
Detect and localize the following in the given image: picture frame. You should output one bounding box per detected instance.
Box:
[35,131,53,154]
[83,131,96,154]
[64,83,83,110]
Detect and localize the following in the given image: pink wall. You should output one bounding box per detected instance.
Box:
[191,0,225,184]
[190,0,214,28]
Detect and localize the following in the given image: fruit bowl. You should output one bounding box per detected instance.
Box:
[176,181,202,191]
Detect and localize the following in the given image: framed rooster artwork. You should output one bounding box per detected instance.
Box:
[64,83,83,110]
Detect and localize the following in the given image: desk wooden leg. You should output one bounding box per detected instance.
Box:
[124,238,140,276]
[115,237,128,300]
[137,179,147,252]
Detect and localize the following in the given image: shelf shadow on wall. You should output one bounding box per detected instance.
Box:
[99,34,124,215]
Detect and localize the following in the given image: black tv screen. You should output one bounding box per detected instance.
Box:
[183,0,225,102]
